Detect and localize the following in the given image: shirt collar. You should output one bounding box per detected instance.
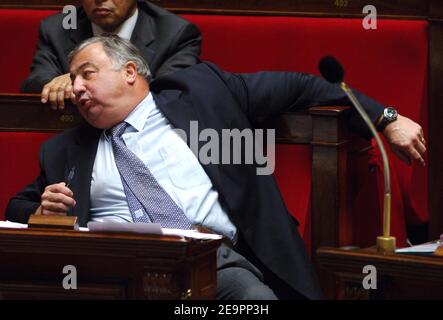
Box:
[124,92,156,132]
[103,92,155,141]
[91,8,139,41]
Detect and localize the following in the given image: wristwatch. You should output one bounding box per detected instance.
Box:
[376,107,398,132]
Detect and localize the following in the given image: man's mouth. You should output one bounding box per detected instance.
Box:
[93,7,112,16]
[78,98,92,108]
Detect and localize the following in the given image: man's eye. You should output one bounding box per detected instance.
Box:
[83,71,94,78]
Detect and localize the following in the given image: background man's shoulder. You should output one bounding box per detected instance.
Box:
[39,6,86,27]
[139,1,196,27]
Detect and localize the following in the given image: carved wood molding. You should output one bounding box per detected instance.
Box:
[0,228,220,299]
[142,271,181,299]
[318,247,443,283]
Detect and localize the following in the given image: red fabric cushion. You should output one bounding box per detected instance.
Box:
[0,9,57,93]
[0,132,55,219]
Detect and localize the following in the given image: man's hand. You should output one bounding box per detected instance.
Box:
[382,114,426,166]
[41,73,76,110]
[38,182,76,216]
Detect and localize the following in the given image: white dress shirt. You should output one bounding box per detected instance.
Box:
[89,93,237,240]
[92,8,139,41]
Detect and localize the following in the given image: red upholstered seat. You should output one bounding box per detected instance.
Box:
[0,10,429,249]
[0,9,57,93]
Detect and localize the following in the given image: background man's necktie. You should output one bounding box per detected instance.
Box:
[110,122,193,229]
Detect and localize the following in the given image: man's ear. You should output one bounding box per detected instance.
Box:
[124,61,138,84]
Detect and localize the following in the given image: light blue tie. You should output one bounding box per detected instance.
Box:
[110,122,192,229]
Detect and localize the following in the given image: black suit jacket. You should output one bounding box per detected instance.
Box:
[21,0,201,93]
[7,62,385,299]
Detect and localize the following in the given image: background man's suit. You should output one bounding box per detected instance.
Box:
[8,62,385,299]
[21,0,201,92]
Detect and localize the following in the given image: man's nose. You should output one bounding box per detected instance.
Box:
[72,77,85,97]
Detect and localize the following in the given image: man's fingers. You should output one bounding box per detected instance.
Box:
[57,86,66,109]
[383,114,427,167]
[41,199,71,213]
[393,143,425,167]
[394,148,412,166]
[43,191,76,207]
[64,84,73,99]
[48,89,59,110]
[406,145,426,167]
[40,182,76,215]
[44,182,74,197]
[41,84,52,104]
[41,74,73,108]
[415,139,427,155]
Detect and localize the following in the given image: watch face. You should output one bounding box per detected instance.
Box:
[384,107,398,121]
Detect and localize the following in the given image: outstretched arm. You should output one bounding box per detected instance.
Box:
[218,67,426,166]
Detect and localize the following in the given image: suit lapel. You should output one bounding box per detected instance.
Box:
[67,125,101,227]
[130,8,155,64]
[68,9,92,52]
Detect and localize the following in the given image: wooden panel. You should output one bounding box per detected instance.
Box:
[310,106,352,254]
[317,246,443,299]
[0,228,220,299]
[430,0,443,19]
[153,0,428,18]
[0,282,126,299]
[0,94,82,132]
[0,94,314,144]
[428,17,443,239]
[270,113,312,144]
[0,0,434,19]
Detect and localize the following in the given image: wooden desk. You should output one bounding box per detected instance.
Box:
[0,228,221,299]
[317,247,443,299]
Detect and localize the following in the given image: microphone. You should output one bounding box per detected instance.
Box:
[318,56,396,254]
[318,56,344,84]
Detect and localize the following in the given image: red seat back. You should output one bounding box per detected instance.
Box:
[0,9,57,93]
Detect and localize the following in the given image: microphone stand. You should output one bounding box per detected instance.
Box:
[339,82,396,254]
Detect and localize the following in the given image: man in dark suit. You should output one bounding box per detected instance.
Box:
[7,35,426,299]
[21,0,201,110]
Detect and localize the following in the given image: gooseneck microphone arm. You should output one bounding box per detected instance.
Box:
[318,56,395,254]
[339,83,391,195]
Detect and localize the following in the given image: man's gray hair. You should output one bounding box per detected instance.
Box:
[68,34,152,81]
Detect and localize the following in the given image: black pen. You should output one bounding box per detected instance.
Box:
[65,166,76,188]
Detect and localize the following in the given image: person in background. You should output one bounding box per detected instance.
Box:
[21,0,201,110]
